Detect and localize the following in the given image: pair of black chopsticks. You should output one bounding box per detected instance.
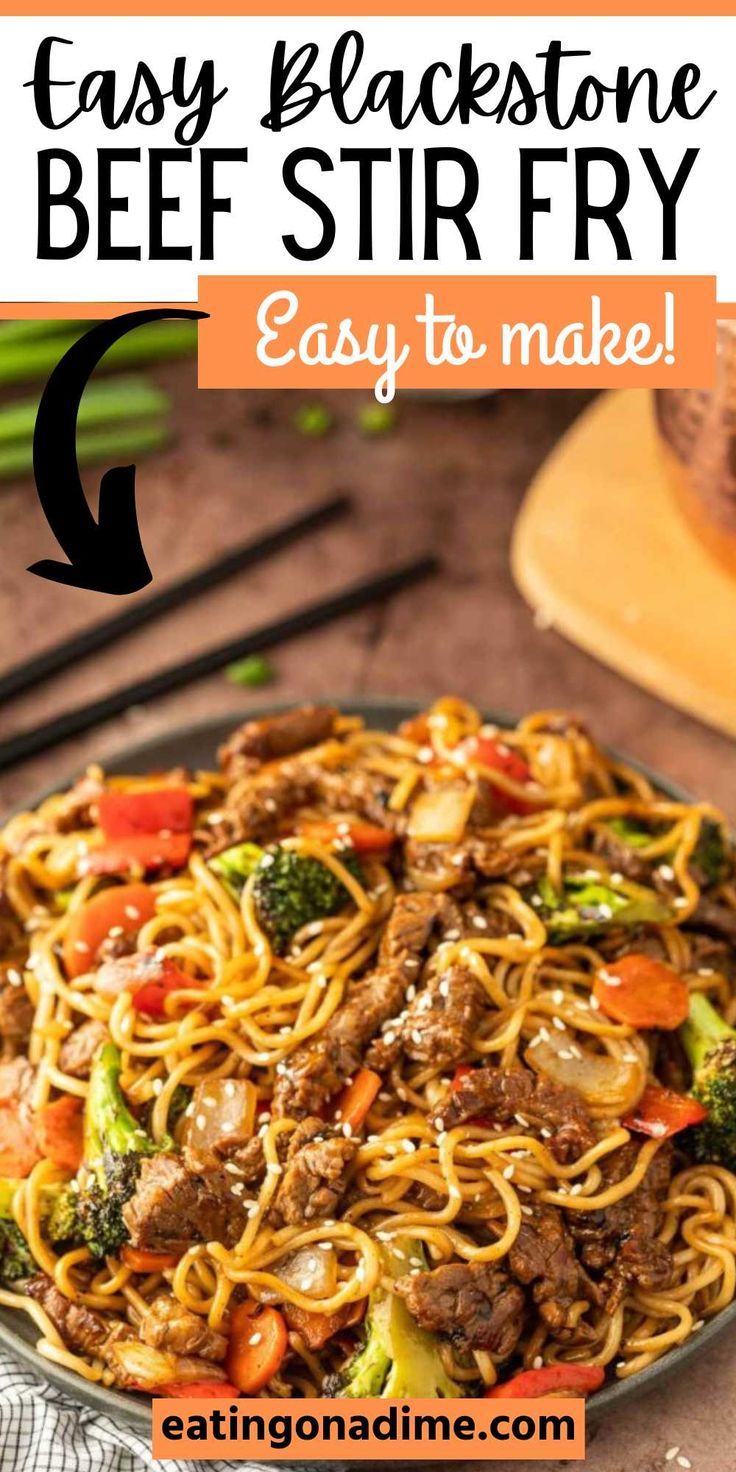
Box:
[0,494,439,773]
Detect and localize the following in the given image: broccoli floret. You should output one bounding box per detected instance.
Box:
[605,816,657,849]
[209,842,265,902]
[45,1184,82,1245]
[78,1042,159,1258]
[690,819,731,889]
[252,846,364,955]
[0,1179,34,1283]
[328,1240,460,1399]
[0,1221,34,1283]
[680,992,736,1169]
[532,874,672,942]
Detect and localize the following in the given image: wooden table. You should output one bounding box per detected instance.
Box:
[0,364,733,1469]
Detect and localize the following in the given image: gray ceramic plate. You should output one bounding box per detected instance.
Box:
[1,697,734,1438]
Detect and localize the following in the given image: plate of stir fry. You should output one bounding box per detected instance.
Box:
[0,697,734,1431]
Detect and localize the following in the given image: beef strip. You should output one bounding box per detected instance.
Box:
[26,1274,108,1355]
[0,964,33,1055]
[366,963,486,1073]
[270,1117,357,1226]
[436,1065,596,1164]
[377,891,465,969]
[567,1141,674,1310]
[272,965,408,1119]
[508,1204,601,1340]
[203,761,320,853]
[312,766,403,833]
[122,1153,248,1254]
[58,1019,108,1079]
[687,898,736,949]
[273,894,467,1119]
[219,705,338,778]
[590,827,653,884]
[397,1260,524,1356]
[140,1295,227,1360]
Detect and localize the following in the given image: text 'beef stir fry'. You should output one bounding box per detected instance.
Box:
[0,698,734,1403]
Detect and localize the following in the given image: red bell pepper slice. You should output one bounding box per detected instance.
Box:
[297,818,394,855]
[485,1363,605,1399]
[97,788,193,839]
[460,735,534,815]
[623,1081,708,1140]
[82,788,193,876]
[142,1380,242,1399]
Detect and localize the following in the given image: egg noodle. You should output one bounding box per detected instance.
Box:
[0,698,734,1401]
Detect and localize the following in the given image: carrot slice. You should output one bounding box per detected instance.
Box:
[297,819,394,855]
[62,883,156,979]
[33,1095,83,1171]
[593,954,689,1030]
[226,1301,287,1394]
[121,1245,180,1273]
[0,1108,40,1177]
[623,1081,708,1140]
[335,1068,382,1132]
[485,1363,605,1399]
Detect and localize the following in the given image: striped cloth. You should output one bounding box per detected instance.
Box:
[0,1348,255,1472]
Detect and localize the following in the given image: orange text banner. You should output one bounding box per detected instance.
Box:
[198,275,716,396]
[151,1395,587,1460]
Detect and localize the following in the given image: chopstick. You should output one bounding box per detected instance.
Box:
[0,495,351,705]
[0,555,439,773]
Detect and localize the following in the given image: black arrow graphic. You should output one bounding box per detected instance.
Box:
[29,307,207,594]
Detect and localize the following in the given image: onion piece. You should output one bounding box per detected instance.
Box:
[108,1341,227,1388]
[185,1079,257,1155]
[407,782,476,843]
[524,1031,645,1117]
[272,1244,337,1300]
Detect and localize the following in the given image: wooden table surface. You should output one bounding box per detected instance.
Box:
[0,364,734,1469]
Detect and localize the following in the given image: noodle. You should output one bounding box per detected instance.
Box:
[0,697,733,1402]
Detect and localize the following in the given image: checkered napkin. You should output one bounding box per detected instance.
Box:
[0,1347,252,1472]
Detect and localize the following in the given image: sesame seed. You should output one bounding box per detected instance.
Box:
[658,865,675,881]
[195,1114,206,1131]
[503,1165,515,1180]
[472,915,488,929]
[677,1460,691,1470]
[342,1122,353,1138]
[224,1081,236,1097]
[552,989,564,1005]
[151,1078,163,1096]
[433,1117,444,1131]
[539,1027,550,1042]
[589,994,600,1011]
[558,1049,573,1060]
[124,906,141,921]
[248,1332,262,1346]
[231,1182,245,1196]
[74,941,91,954]
[553,1017,566,1031]
[224,1162,243,1175]
[411,1029,423,1046]
[267,1163,282,1176]
[665,1450,680,1463]
[673,897,689,909]
[108,925,124,938]
[203,1096,216,1107]
[401,1139,416,1153]
[569,1183,583,1196]
[528,1034,542,1049]
[533,1355,544,1369]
